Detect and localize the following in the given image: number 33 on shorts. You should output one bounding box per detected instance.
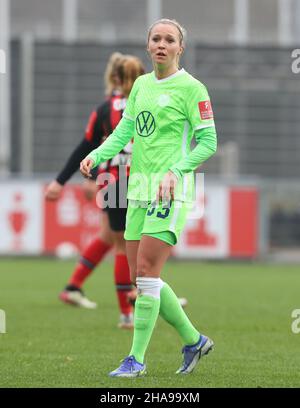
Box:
[124,200,189,244]
[147,202,170,219]
[143,200,189,245]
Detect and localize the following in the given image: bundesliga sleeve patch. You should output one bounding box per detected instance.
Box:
[198,101,214,120]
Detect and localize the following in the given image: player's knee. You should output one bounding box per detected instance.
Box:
[99,231,114,246]
[136,258,152,277]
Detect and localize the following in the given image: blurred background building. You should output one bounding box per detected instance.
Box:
[1,0,300,258]
[7,0,300,44]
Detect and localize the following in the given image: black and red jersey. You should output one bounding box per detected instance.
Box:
[56,93,131,185]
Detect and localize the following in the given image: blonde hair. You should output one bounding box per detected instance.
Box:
[104,52,124,96]
[147,18,186,47]
[104,52,145,97]
[117,55,145,97]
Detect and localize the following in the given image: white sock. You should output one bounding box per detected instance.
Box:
[136,277,162,299]
[158,278,165,290]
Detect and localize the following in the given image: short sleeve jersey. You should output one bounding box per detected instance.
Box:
[123,69,215,202]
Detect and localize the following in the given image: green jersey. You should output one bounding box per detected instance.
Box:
[88,69,216,202]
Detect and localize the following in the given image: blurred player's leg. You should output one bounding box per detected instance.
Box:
[114,253,134,329]
[68,236,111,289]
[59,212,113,309]
[59,236,111,308]
[108,204,134,328]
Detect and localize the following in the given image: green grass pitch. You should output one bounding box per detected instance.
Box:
[0,258,300,388]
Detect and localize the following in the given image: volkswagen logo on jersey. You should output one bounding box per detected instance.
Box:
[136,111,155,137]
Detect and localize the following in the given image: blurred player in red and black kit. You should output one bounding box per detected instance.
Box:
[45,53,145,328]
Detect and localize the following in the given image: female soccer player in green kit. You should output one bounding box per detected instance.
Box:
[80,19,217,377]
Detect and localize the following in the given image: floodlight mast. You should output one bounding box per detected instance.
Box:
[147,0,162,29]
[234,0,249,46]
[63,0,78,42]
[278,0,292,46]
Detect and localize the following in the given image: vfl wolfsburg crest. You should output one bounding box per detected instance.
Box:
[136,111,155,137]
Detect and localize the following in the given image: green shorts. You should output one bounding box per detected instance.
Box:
[124,200,190,246]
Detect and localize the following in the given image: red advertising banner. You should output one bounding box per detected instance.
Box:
[43,185,100,255]
[229,188,258,257]
[0,181,259,258]
[174,186,258,259]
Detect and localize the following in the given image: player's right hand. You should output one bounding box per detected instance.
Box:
[80,157,94,178]
[45,180,63,201]
[156,170,178,203]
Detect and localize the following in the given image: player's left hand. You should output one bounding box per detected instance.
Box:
[157,171,178,203]
[45,180,63,201]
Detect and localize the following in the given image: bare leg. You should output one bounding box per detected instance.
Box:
[137,235,172,279]
[125,240,140,284]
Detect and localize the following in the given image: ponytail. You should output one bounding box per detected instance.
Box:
[104,52,124,96]
[117,56,145,97]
